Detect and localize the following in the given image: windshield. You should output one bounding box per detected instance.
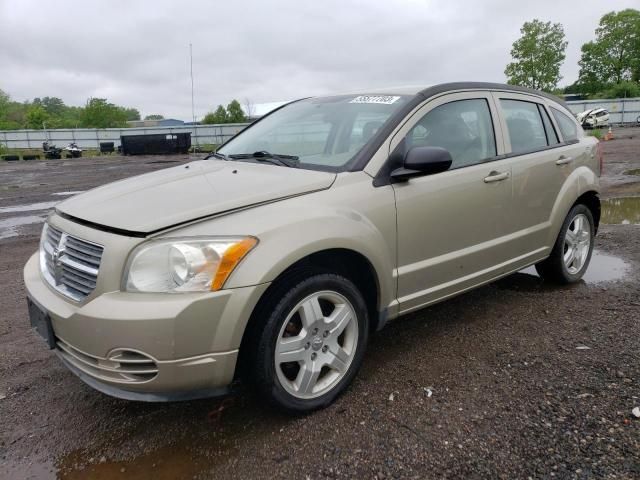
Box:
[217,94,412,171]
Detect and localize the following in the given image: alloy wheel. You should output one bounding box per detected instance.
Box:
[274,290,358,399]
[563,213,591,274]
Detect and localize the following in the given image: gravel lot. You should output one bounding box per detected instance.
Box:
[1,130,639,479]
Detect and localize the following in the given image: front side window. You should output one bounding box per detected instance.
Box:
[405,99,496,169]
[551,107,579,142]
[500,99,548,154]
[217,95,411,172]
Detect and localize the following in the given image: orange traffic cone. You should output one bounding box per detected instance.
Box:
[604,126,614,141]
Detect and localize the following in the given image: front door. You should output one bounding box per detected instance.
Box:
[391,92,514,314]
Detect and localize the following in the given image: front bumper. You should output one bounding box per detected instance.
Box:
[24,252,269,401]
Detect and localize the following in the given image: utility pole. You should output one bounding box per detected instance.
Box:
[190,43,198,150]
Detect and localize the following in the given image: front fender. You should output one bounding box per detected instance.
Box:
[226,203,395,309]
[170,173,397,312]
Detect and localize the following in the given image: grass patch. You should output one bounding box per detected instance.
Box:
[586,129,603,140]
[190,143,218,153]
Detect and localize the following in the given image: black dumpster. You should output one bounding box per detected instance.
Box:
[120,133,191,155]
[100,142,115,154]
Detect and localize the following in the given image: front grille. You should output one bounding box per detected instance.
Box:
[40,224,103,301]
[56,337,159,383]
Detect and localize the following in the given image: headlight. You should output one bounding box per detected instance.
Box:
[124,237,258,293]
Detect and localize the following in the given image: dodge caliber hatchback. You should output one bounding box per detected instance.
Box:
[25,82,602,412]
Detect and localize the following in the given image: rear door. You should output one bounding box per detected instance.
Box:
[492,92,582,261]
[392,91,515,314]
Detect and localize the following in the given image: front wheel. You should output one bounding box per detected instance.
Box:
[253,273,369,413]
[535,204,595,284]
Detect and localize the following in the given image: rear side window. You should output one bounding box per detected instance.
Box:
[538,105,559,145]
[551,107,579,142]
[406,98,496,169]
[500,99,547,154]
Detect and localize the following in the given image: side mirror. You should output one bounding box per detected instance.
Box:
[390,146,452,182]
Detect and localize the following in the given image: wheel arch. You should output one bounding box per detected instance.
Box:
[547,166,600,245]
[234,248,383,380]
[574,190,601,233]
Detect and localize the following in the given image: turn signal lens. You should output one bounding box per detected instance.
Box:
[212,237,258,291]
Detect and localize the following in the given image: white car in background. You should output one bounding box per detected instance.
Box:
[576,108,609,128]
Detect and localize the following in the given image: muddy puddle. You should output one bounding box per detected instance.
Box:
[47,397,282,480]
[519,249,630,284]
[0,215,46,239]
[0,200,59,214]
[601,196,640,225]
[0,200,59,239]
[55,442,230,480]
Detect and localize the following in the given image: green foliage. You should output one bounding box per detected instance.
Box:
[25,105,50,129]
[505,19,567,91]
[586,129,602,139]
[599,81,640,99]
[202,100,247,124]
[144,114,165,120]
[203,105,229,124]
[190,143,218,153]
[80,98,129,128]
[579,9,640,87]
[0,90,140,130]
[124,107,141,121]
[226,99,246,123]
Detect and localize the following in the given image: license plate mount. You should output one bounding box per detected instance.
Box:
[27,298,55,349]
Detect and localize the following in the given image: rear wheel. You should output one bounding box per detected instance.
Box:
[252,273,369,412]
[535,204,594,284]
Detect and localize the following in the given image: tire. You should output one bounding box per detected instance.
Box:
[252,272,369,413]
[535,204,595,284]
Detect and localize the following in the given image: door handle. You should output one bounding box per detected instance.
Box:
[483,171,509,183]
[555,155,573,165]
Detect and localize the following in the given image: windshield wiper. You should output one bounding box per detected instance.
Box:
[228,151,299,168]
[205,152,228,160]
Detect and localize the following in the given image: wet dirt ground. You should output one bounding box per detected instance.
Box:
[1,130,639,479]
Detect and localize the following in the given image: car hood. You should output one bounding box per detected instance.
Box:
[56,160,336,235]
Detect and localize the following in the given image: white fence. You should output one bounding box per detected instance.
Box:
[566,97,640,125]
[0,123,250,150]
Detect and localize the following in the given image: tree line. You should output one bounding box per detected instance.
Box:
[0,89,248,130]
[0,92,142,130]
[506,8,640,98]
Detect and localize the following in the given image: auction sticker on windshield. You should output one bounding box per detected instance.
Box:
[349,95,400,104]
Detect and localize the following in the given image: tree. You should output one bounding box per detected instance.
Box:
[0,89,10,119]
[144,114,165,120]
[202,105,229,124]
[505,19,568,91]
[578,9,640,87]
[600,80,640,99]
[243,98,255,119]
[123,107,141,121]
[80,98,129,128]
[41,97,66,117]
[25,104,50,129]
[226,99,246,123]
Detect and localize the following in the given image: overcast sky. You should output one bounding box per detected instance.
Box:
[0,0,637,120]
